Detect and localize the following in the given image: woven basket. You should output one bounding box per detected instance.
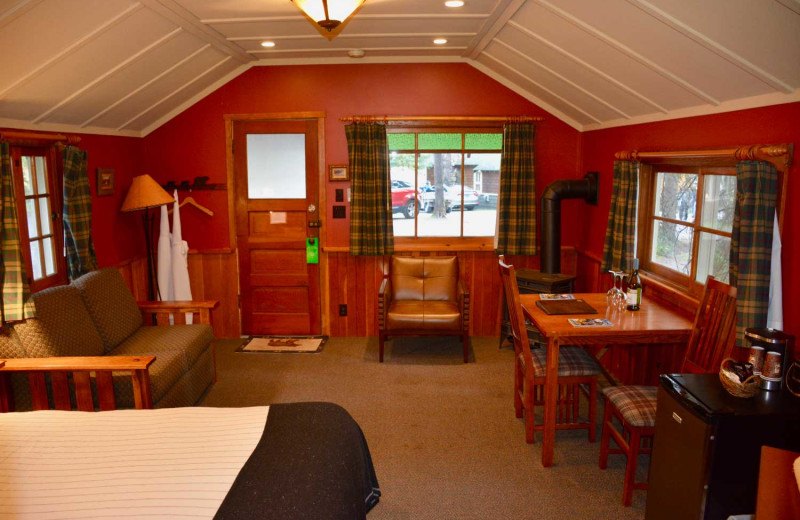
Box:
[719,358,760,398]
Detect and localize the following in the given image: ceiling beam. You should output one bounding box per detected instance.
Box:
[34,28,184,124]
[0,0,44,29]
[493,38,631,119]
[507,21,667,114]
[482,51,603,124]
[465,0,525,59]
[626,0,794,93]
[139,0,254,64]
[201,13,488,24]
[534,0,721,106]
[0,3,143,100]
[118,55,234,131]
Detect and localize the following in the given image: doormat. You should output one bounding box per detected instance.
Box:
[237,335,327,354]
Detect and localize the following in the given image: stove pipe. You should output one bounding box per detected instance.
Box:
[540,172,598,274]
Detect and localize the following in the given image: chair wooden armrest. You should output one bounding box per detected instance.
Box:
[378,278,391,331]
[457,280,470,331]
[0,356,156,412]
[138,300,219,325]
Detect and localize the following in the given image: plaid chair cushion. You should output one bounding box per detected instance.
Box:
[603,385,658,428]
[526,346,601,377]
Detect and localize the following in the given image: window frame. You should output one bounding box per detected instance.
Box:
[9,144,67,292]
[638,163,736,296]
[387,124,503,250]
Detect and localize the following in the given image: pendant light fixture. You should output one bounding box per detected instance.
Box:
[291,0,365,40]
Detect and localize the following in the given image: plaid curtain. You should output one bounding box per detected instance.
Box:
[347,123,394,255]
[496,123,537,255]
[63,145,97,280]
[0,142,36,324]
[729,160,777,346]
[601,160,639,272]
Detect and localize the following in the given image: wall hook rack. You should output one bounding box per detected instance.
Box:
[163,176,227,191]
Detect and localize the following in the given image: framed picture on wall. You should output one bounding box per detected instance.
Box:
[329,165,349,181]
[96,168,115,196]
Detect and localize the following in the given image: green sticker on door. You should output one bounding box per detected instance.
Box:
[306,238,319,264]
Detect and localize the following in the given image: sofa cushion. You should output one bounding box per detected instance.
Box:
[391,256,458,302]
[73,268,142,351]
[386,301,461,331]
[110,324,213,370]
[13,285,104,357]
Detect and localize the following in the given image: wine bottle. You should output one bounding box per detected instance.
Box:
[626,258,642,311]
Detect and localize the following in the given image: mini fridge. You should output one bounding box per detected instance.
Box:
[645,373,800,520]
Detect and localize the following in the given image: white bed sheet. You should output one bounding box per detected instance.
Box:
[0,406,269,519]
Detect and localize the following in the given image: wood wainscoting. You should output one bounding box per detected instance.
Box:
[116,250,240,339]
[326,249,577,338]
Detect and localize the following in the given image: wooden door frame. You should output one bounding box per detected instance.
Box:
[224,112,330,335]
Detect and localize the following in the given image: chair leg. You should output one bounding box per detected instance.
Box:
[524,383,535,444]
[598,399,613,469]
[379,333,385,363]
[622,428,641,507]
[588,380,598,443]
[514,364,523,419]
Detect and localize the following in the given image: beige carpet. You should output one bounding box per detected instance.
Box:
[201,336,647,520]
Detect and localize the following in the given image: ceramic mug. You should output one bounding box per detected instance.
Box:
[747,346,765,374]
[762,351,782,379]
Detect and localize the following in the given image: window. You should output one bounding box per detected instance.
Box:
[9,146,66,292]
[639,164,736,292]
[387,130,501,240]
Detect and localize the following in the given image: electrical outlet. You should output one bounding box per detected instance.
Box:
[339,304,348,316]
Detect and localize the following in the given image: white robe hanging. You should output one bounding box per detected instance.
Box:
[157,205,173,302]
[171,191,193,324]
[767,214,783,330]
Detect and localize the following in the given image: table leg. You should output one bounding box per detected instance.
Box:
[542,337,559,467]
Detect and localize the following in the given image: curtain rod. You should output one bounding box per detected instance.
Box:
[615,143,793,171]
[339,115,544,123]
[0,130,81,145]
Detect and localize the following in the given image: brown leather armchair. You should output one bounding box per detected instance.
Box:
[378,256,470,363]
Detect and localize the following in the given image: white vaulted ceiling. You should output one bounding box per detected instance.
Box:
[1,0,798,136]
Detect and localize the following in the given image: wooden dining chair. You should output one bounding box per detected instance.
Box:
[598,276,737,506]
[499,256,601,444]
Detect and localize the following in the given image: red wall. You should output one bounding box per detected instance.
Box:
[76,134,147,266]
[142,63,583,250]
[579,102,800,346]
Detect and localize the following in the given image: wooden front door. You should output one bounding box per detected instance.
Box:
[234,119,321,335]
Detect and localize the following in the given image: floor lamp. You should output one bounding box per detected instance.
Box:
[121,174,174,301]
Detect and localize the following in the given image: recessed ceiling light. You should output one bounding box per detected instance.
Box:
[260,41,276,48]
[445,1,465,7]
[348,49,366,58]
[433,38,448,45]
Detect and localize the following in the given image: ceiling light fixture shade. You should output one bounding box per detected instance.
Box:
[121,174,174,212]
[291,0,365,40]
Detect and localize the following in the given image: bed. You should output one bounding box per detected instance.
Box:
[0,359,380,519]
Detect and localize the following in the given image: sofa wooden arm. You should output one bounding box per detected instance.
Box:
[378,278,391,331]
[0,356,156,412]
[457,280,470,331]
[138,300,218,325]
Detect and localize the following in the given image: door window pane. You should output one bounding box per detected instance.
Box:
[701,175,736,232]
[21,157,33,196]
[246,134,306,199]
[654,172,697,223]
[39,198,51,235]
[651,220,693,275]
[26,199,38,238]
[35,156,47,194]
[29,240,42,279]
[42,237,55,276]
[696,232,730,283]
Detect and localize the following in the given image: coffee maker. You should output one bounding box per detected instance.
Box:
[745,327,794,391]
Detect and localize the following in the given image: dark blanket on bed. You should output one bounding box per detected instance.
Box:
[214,402,380,520]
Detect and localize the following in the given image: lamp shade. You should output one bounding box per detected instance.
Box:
[121,174,174,212]
[292,0,365,31]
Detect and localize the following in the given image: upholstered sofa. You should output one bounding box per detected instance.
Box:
[0,268,216,410]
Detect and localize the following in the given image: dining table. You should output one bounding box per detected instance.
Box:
[519,293,694,467]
